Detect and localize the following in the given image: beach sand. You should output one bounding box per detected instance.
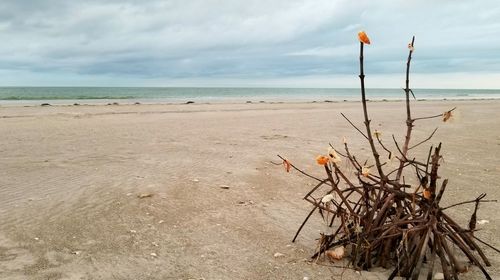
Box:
[0,100,499,279]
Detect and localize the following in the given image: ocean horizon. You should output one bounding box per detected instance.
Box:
[1,87,499,105]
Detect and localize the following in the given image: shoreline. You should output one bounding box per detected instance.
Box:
[1,99,499,120]
[1,87,499,107]
[1,96,500,108]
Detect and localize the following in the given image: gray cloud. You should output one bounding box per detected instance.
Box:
[0,0,499,87]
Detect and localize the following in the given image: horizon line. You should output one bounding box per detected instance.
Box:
[0,86,499,90]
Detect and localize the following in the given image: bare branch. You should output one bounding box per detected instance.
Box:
[277,154,331,184]
[375,134,393,160]
[395,36,415,182]
[441,198,497,211]
[413,107,457,122]
[409,127,438,150]
[340,113,368,140]
[358,42,385,178]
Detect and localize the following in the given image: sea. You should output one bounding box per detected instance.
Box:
[0,87,499,105]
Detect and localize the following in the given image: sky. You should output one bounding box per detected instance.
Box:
[0,0,499,88]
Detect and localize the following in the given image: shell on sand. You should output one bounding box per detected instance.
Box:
[321,194,335,203]
[326,246,345,261]
[137,193,153,198]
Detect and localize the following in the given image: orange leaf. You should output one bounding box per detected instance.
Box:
[358,31,371,45]
[316,155,329,166]
[423,189,431,200]
[442,110,453,122]
[283,159,291,173]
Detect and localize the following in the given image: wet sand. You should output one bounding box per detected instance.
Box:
[0,100,499,279]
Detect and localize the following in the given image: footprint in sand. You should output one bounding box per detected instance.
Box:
[0,234,37,272]
[0,246,36,271]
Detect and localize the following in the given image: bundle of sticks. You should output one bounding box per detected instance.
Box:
[279,34,497,279]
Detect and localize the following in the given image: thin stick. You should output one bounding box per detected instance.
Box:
[358,41,385,178]
[277,154,331,184]
[409,127,438,150]
[413,107,457,122]
[473,236,500,254]
[375,134,393,159]
[395,36,415,182]
[441,198,497,211]
[293,206,318,242]
[341,113,368,140]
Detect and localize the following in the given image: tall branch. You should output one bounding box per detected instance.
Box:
[395,36,415,182]
[359,41,385,179]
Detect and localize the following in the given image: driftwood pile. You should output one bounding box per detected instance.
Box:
[279,33,498,279]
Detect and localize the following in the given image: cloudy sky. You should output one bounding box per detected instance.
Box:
[0,0,499,88]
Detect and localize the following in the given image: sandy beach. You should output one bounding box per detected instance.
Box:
[0,100,499,279]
